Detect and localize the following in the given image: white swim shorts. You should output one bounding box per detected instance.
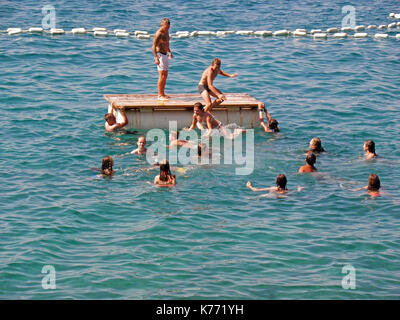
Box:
[156,52,169,71]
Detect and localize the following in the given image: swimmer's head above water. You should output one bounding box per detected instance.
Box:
[275,174,288,190]
[364,140,376,155]
[305,152,316,166]
[101,155,114,176]
[368,173,380,192]
[268,118,279,131]
[104,113,116,126]
[159,159,172,182]
[309,137,325,153]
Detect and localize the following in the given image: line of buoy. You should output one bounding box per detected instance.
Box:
[2,26,400,41]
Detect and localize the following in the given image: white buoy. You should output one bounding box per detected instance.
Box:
[236,30,253,35]
[115,32,130,37]
[253,30,272,36]
[197,31,215,36]
[354,32,368,38]
[313,32,327,39]
[71,27,86,34]
[135,30,149,36]
[395,13,400,19]
[310,29,322,34]
[396,34,400,39]
[216,31,227,36]
[223,31,235,34]
[113,29,127,34]
[333,32,347,38]
[389,13,395,18]
[341,27,353,32]
[354,25,365,31]
[293,30,307,36]
[50,28,65,35]
[378,25,386,29]
[137,34,151,39]
[295,29,306,33]
[326,27,338,33]
[94,30,108,36]
[397,22,400,27]
[367,25,377,29]
[176,31,189,35]
[190,31,198,37]
[7,28,22,35]
[375,33,389,39]
[93,27,107,32]
[388,22,397,28]
[28,27,43,33]
[177,33,189,38]
[273,30,288,36]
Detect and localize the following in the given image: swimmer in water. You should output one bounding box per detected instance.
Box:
[298,152,317,173]
[349,173,382,197]
[363,140,377,159]
[184,102,245,139]
[104,104,128,132]
[309,137,325,153]
[101,156,114,176]
[258,102,280,133]
[169,131,194,149]
[154,159,176,186]
[131,136,147,155]
[198,58,238,112]
[247,174,290,194]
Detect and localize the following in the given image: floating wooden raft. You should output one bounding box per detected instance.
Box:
[104,93,260,130]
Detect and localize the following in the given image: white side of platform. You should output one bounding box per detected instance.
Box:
[108,104,258,130]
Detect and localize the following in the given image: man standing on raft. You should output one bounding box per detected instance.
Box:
[198,58,238,112]
[152,18,173,100]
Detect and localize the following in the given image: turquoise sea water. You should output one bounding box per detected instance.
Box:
[1,0,400,299]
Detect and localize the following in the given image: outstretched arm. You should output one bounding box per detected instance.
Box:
[246,181,274,192]
[349,186,368,192]
[118,107,128,128]
[219,69,238,78]
[258,103,269,132]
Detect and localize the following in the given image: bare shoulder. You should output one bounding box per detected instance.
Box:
[153,30,162,41]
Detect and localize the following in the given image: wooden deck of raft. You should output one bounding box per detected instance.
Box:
[104,93,261,129]
[104,93,261,111]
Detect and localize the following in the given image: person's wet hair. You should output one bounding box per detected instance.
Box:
[159,159,172,182]
[104,113,115,121]
[101,156,114,176]
[365,140,375,154]
[368,174,380,191]
[268,118,279,131]
[310,137,325,153]
[275,174,287,190]
[212,58,221,67]
[194,102,204,111]
[306,152,316,166]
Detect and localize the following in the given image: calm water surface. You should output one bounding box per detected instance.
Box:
[1,0,400,299]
